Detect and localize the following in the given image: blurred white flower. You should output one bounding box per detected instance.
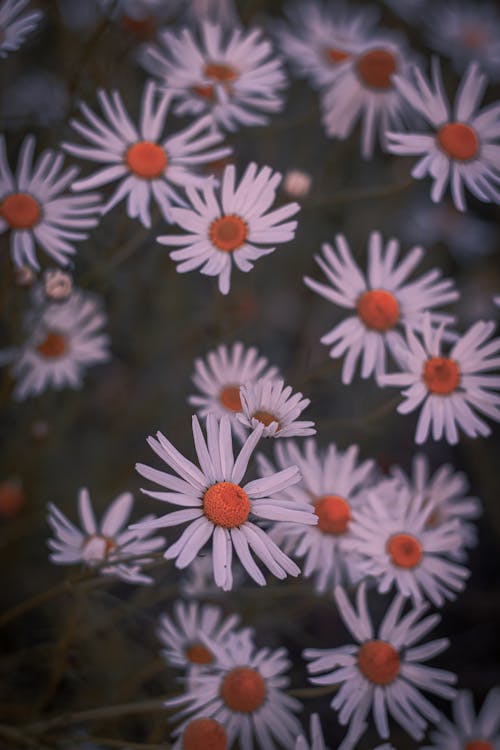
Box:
[238,377,315,438]
[422,687,500,750]
[0,0,43,58]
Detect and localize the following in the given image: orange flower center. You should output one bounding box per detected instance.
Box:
[185,641,214,665]
[357,289,400,331]
[324,47,350,64]
[209,215,248,252]
[0,481,25,519]
[437,123,479,161]
[356,48,397,89]
[422,357,461,395]
[121,13,155,38]
[314,495,351,535]
[220,667,267,713]
[252,410,279,429]
[465,741,494,750]
[36,331,67,359]
[387,533,423,568]
[219,385,243,412]
[182,717,227,750]
[357,640,400,685]
[461,24,489,50]
[193,62,238,100]
[0,192,41,229]
[203,481,250,528]
[125,140,168,179]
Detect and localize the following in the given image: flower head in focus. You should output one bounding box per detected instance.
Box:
[422,687,500,750]
[157,162,300,295]
[0,136,101,270]
[0,0,43,58]
[238,377,315,439]
[47,488,165,584]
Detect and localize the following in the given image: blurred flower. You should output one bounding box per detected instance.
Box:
[320,33,414,158]
[13,264,35,286]
[272,0,378,89]
[495,295,500,307]
[157,600,250,673]
[0,0,43,58]
[304,583,457,744]
[188,341,279,442]
[158,162,300,295]
[140,21,287,131]
[177,717,228,750]
[387,60,500,212]
[0,479,25,519]
[423,1,500,80]
[0,287,110,400]
[0,136,101,270]
[380,314,500,444]
[1,70,68,129]
[134,413,316,590]
[282,168,312,198]
[390,453,481,556]
[47,488,165,584]
[63,81,230,228]
[295,713,328,750]
[345,484,470,606]
[167,633,302,750]
[422,687,500,750]
[304,231,458,385]
[43,268,73,301]
[260,439,375,591]
[238,377,315,438]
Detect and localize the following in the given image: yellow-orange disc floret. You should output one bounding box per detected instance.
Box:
[422,357,461,395]
[125,141,168,179]
[0,193,41,229]
[182,717,228,750]
[314,495,351,535]
[357,289,400,332]
[193,62,238,101]
[465,741,494,750]
[252,410,279,428]
[357,640,400,685]
[203,481,251,528]
[209,215,248,253]
[220,667,267,713]
[387,533,423,569]
[185,641,214,665]
[324,47,350,64]
[219,385,243,412]
[36,331,67,359]
[0,481,25,519]
[356,49,397,90]
[437,122,479,161]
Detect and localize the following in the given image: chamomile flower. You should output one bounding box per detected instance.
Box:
[390,453,482,554]
[140,20,287,132]
[345,485,470,606]
[387,59,500,212]
[167,633,302,750]
[134,413,316,591]
[157,162,300,295]
[423,1,500,80]
[379,314,500,444]
[422,687,500,750]
[0,287,110,400]
[272,0,378,89]
[320,33,414,158]
[188,341,279,442]
[303,231,459,385]
[259,439,374,591]
[157,600,248,672]
[304,583,457,743]
[238,377,315,439]
[0,135,101,270]
[63,81,230,229]
[0,0,42,58]
[47,488,165,585]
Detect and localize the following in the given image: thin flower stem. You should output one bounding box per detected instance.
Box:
[288,685,339,698]
[305,177,414,207]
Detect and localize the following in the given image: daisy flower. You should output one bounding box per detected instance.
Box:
[0,287,110,401]
[379,314,500,444]
[259,439,374,591]
[345,485,470,607]
[140,20,287,132]
[387,59,500,212]
[167,633,302,750]
[422,687,500,750]
[157,600,249,672]
[157,162,300,295]
[272,0,378,89]
[303,231,459,385]
[238,377,315,439]
[188,341,279,442]
[423,1,500,80]
[0,0,42,58]
[0,135,101,270]
[47,488,165,585]
[390,453,482,555]
[63,81,230,229]
[304,583,457,744]
[134,413,316,591]
[320,33,414,158]
[177,717,228,750]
